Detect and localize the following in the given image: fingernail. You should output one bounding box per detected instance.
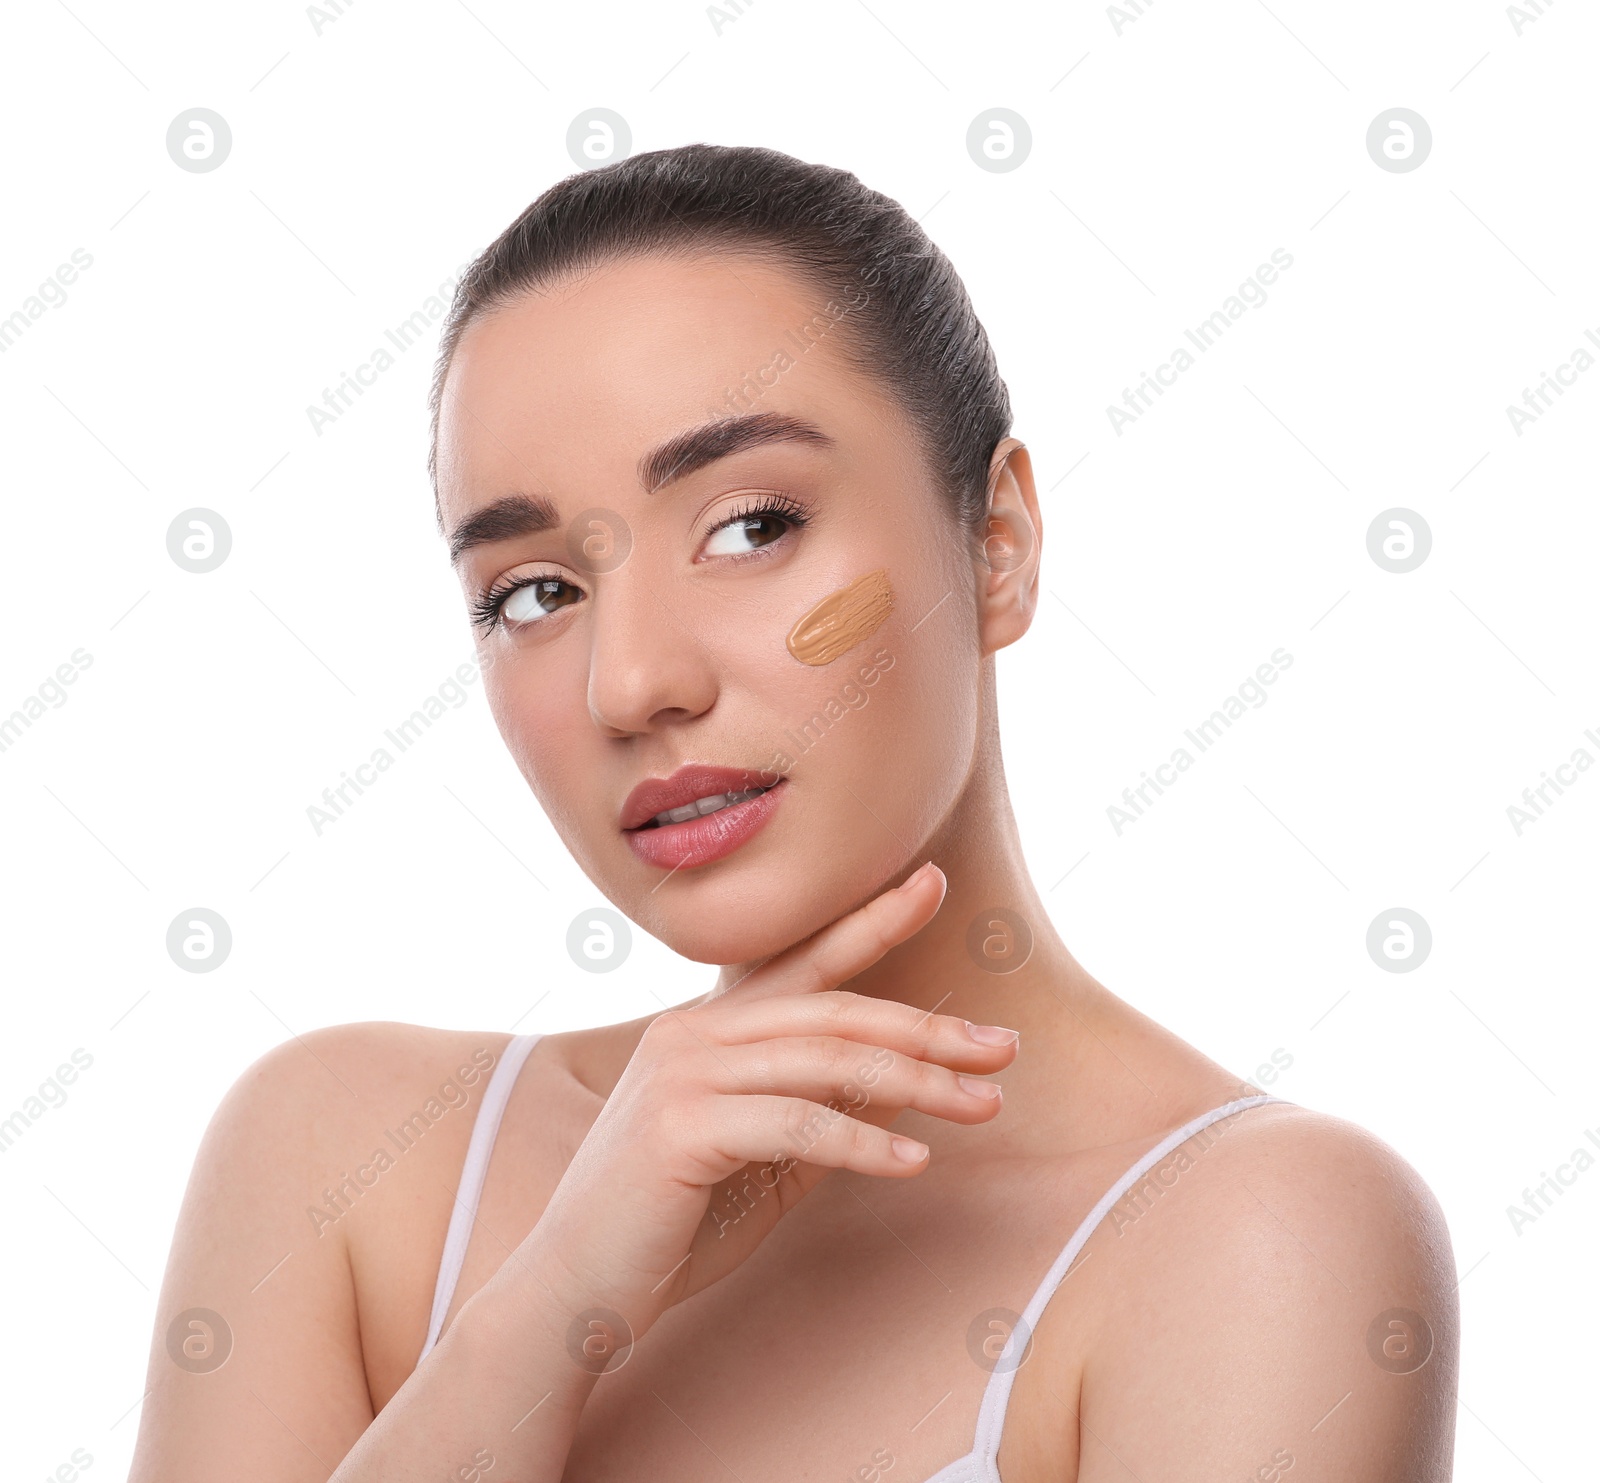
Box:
[966,1022,1020,1046]
[958,1075,1002,1100]
[891,1135,928,1163]
[896,862,934,893]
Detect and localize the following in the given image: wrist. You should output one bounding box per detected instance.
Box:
[441,1250,610,1426]
[475,1233,641,1372]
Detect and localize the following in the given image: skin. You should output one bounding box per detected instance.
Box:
[129,249,1458,1482]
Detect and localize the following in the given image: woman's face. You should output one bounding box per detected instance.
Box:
[435,249,993,966]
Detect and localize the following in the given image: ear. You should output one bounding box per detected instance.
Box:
[975,436,1042,657]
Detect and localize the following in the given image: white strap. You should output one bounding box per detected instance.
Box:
[417,1033,542,1361]
[968,1093,1288,1465]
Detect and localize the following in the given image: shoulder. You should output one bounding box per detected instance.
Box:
[191,1019,522,1261]
[1168,1098,1454,1279]
[1108,1098,1458,1327]
[217,1019,513,1120]
[1075,1099,1459,1481]
[131,1022,524,1474]
[1173,1093,1443,1200]
[180,1019,520,1267]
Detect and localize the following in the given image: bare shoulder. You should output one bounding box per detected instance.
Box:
[1074,1099,1459,1482]
[1179,1098,1455,1262]
[187,1019,516,1254]
[131,1021,517,1482]
[175,1019,511,1232]
[218,1018,513,1122]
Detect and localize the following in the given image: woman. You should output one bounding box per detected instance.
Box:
[130,144,1457,1482]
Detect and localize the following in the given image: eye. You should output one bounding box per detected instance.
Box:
[471,574,582,634]
[703,513,790,557]
[699,494,812,560]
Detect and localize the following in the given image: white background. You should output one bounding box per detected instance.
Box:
[1,0,1594,1476]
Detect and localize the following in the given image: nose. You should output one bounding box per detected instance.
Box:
[585,566,719,737]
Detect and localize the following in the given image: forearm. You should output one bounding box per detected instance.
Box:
[329,1247,606,1483]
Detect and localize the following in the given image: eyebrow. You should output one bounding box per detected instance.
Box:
[447,492,560,566]
[637,411,834,494]
[447,412,834,565]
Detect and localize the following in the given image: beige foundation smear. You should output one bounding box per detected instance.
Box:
[786,568,895,666]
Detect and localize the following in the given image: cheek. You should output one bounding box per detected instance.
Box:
[853,553,983,842]
[867,624,981,837]
[760,577,980,853]
[482,652,585,811]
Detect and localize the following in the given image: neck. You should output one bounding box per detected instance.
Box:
[712,695,1110,1068]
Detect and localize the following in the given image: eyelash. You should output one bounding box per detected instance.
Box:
[470,493,814,636]
[470,572,564,635]
[698,490,813,546]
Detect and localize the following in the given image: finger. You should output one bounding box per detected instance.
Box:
[697,1093,932,1180]
[704,1038,1004,1126]
[734,861,948,1002]
[696,991,1020,1074]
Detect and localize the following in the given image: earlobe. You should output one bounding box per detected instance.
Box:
[976,437,1042,657]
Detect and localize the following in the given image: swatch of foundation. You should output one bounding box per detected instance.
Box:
[786,568,895,666]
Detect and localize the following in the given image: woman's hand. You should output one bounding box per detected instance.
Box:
[513,861,1017,1360]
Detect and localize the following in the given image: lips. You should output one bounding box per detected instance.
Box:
[618,765,776,830]
[620,764,787,871]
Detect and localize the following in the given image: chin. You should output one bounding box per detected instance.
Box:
[645,860,881,967]
[602,832,912,969]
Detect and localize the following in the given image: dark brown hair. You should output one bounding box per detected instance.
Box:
[427,142,1012,530]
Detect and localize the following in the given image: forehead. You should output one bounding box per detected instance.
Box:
[434,249,907,508]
